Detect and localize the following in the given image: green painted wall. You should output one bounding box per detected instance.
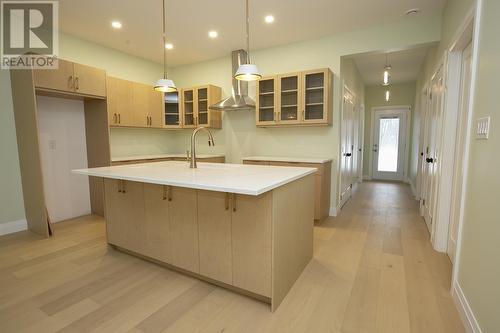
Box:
[457,1,500,331]
[363,82,416,178]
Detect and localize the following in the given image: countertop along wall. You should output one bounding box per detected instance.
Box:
[363,82,416,179]
[0,13,441,226]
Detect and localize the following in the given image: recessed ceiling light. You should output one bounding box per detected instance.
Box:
[165,43,173,50]
[405,8,420,16]
[265,15,274,23]
[111,21,122,29]
[208,30,218,38]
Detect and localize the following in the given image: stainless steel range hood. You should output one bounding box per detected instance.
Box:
[209,49,255,111]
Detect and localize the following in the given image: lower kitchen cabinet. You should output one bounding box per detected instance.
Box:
[197,190,233,284]
[231,192,272,297]
[143,184,171,263]
[168,187,200,273]
[103,180,273,298]
[242,158,332,221]
[104,179,145,253]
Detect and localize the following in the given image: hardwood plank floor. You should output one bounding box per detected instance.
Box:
[0,181,464,333]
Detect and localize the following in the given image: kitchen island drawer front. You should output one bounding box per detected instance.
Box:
[103,179,145,252]
[232,192,273,297]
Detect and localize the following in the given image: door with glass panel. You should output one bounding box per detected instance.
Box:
[256,76,277,125]
[302,69,329,124]
[182,89,195,128]
[277,73,301,124]
[372,109,408,181]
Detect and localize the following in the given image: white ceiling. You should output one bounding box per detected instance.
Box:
[348,44,435,85]
[59,0,445,67]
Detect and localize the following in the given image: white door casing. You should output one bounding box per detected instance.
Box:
[340,87,355,207]
[448,42,473,261]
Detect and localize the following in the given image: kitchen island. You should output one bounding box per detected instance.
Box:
[73,161,316,311]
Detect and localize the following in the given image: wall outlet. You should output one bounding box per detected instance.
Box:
[476,117,490,140]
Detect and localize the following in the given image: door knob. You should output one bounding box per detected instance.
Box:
[426,157,434,163]
[346,153,352,157]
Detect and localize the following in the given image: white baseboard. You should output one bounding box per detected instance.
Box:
[329,206,338,217]
[0,219,28,236]
[452,282,483,333]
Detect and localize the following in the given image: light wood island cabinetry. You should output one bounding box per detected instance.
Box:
[84,162,317,312]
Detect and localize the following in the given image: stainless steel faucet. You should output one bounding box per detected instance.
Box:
[189,126,215,168]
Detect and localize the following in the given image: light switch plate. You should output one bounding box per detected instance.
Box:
[476,117,490,140]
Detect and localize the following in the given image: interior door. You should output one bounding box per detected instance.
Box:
[422,66,445,234]
[340,92,354,206]
[372,109,408,181]
[448,43,473,261]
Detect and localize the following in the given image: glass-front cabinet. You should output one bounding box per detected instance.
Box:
[164,90,181,128]
[255,68,332,127]
[278,73,301,124]
[180,85,222,129]
[256,76,277,125]
[302,69,329,124]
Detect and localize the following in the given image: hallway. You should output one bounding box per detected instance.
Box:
[0,181,464,332]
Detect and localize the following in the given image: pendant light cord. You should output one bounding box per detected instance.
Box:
[162,0,167,79]
[245,0,250,64]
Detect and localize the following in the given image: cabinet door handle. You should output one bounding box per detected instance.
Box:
[75,77,79,90]
[118,113,121,124]
[232,194,237,212]
[68,75,73,89]
[162,185,167,200]
[118,179,122,193]
[113,113,117,124]
[121,180,126,193]
[225,192,230,210]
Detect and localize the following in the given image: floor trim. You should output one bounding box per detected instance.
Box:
[0,219,28,236]
[329,206,337,217]
[452,282,483,333]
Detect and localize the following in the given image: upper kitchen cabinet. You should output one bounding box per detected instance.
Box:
[164,91,181,128]
[255,68,333,127]
[33,59,106,98]
[256,76,277,126]
[132,82,163,128]
[107,76,133,127]
[182,85,222,129]
[107,77,163,128]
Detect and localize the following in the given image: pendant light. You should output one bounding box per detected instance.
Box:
[154,0,177,92]
[382,53,391,86]
[234,0,262,81]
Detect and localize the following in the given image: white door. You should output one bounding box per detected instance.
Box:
[448,43,473,261]
[422,66,445,234]
[372,109,408,181]
[340,91,355,206]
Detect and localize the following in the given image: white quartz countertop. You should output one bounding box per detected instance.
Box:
[111,153,224,162]
[73,161,316,196]
[243,156,333,164]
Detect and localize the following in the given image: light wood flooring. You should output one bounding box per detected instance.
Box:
[0,181,464,332]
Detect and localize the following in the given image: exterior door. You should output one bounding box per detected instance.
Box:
[340,91,355,206]
[422,66,445,234]
[372,109,408,181]
[448,42,473,261]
